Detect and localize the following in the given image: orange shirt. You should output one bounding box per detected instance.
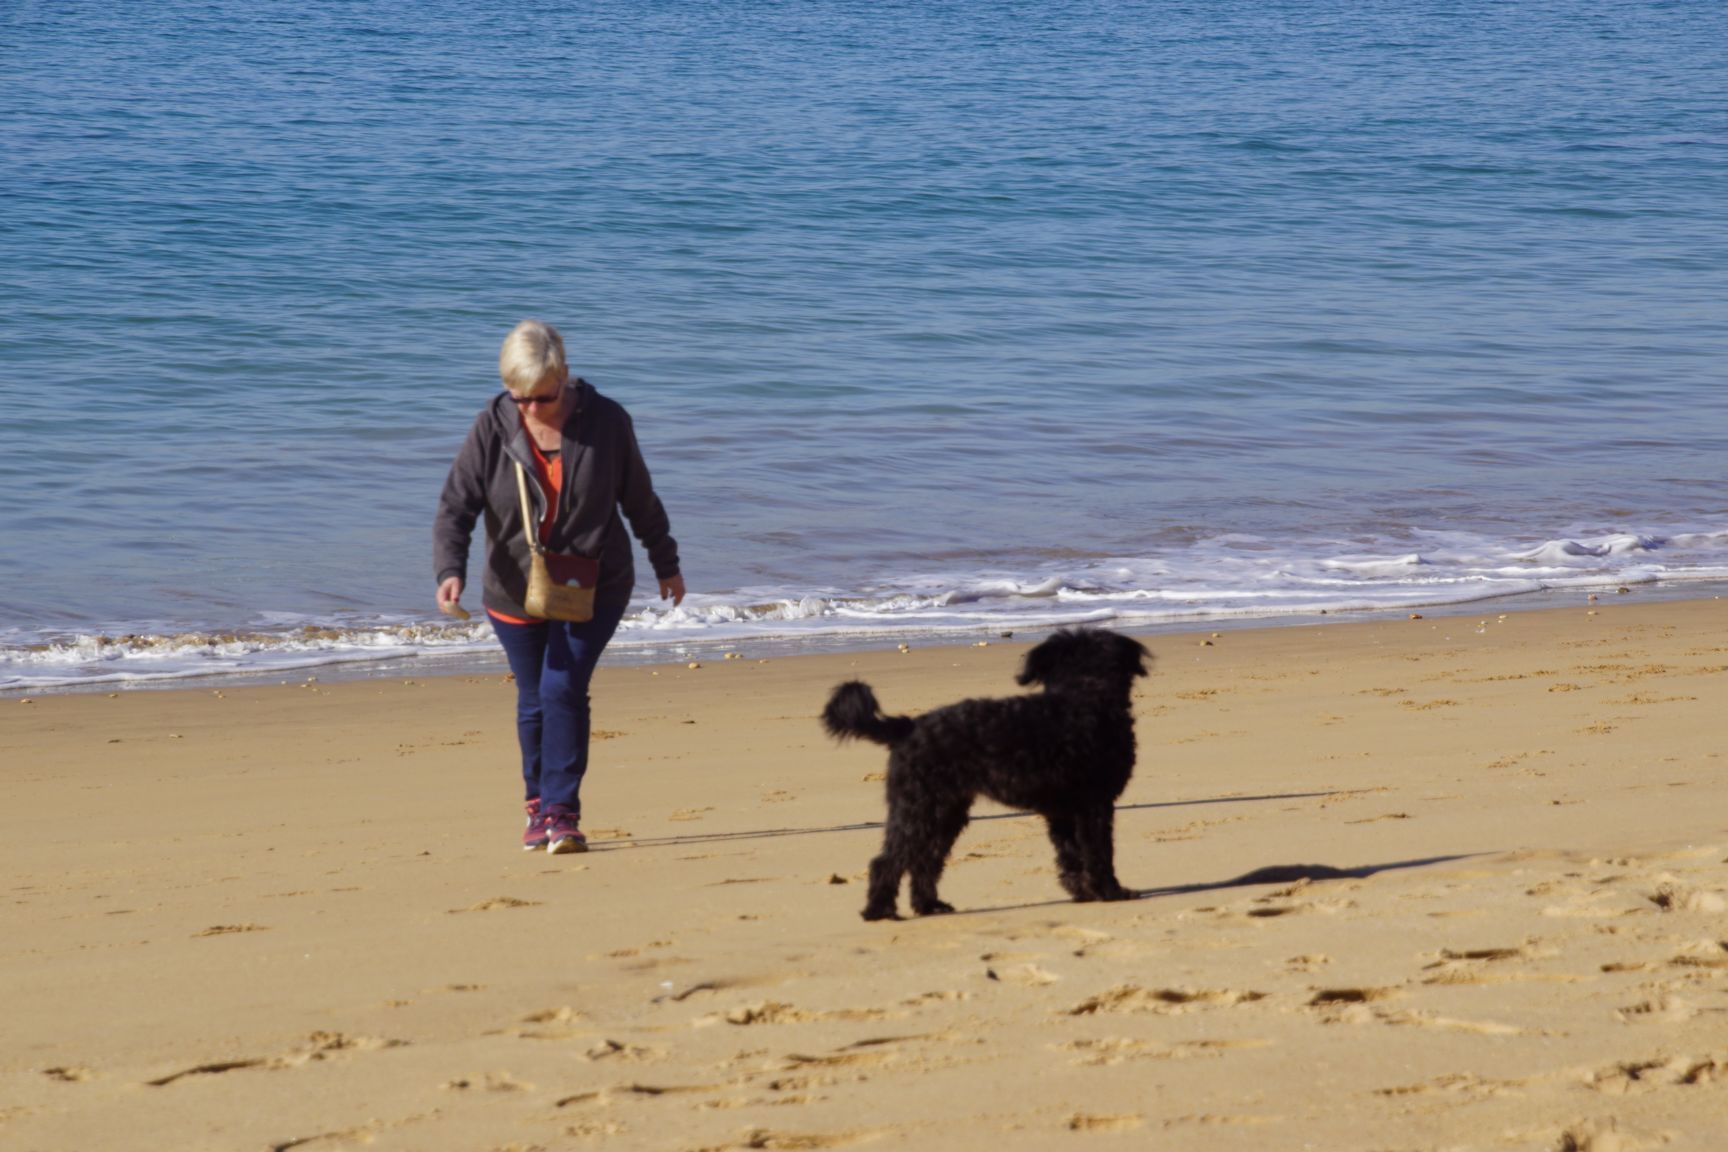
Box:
[488,441,563,626]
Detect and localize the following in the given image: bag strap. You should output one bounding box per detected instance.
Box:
[513,461,543,555]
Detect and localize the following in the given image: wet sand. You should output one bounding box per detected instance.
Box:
[4,598,1727,1150]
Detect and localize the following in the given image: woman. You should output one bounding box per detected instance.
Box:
[434,319,685,854]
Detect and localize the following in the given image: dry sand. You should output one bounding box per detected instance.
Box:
[4,598,1728,1151]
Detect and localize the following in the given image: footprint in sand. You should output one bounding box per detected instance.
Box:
[1376,1010,1532,1036]
[1555,1117,1666,1152]
[1304,988,1401,1026]
[1068,985,1268,1016]
[1059,1038,1272,1067]
[1058,1037,1156,1066]
[262,1124,379,1149]
[145,1033,407,1086]
[192,923,268,937]
[1648,881,1726,913]
[726,1128,881,1150]
[1209,885,1356,921]
[443,1071,533,1092]
[1540,890,1649,919]
[743,1039,966,1101]
[1161,1114,1281,1129]
[566,1080,723,1104]
[1667,939,1728,970]
[522,1006,584,1023]
[584,1038,662,1063]
[563,1120,628,1138]
[986,962,1061,986]
[501,1006,587,1040]
[1420,942,1572,985]
[1614,994,1698,1025]
[449,896,541,913]
[774,1048,898,1073]
[1068,1113,1143,1132]
[1435,945,1530,962]
[701,1001,896,1027]
[1038,924,1114,951]
[1373,1072,1525,1100]
[1308,987,1399,1007]
[1586,1054,1728,1095]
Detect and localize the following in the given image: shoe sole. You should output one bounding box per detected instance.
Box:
[548,836,588,855]
[523,840,549,852]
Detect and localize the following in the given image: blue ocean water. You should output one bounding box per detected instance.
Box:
[3,0,1727,688]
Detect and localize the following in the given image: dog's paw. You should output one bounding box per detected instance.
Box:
[914,900,956,917]
[862,905,902,922]
[1097,885,1134,902]
[1059,873,1094,901]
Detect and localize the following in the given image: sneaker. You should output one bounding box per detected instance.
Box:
[546,805,587,854]
[522,799,551,852]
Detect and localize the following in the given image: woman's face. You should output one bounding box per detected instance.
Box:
[510,372,565,421]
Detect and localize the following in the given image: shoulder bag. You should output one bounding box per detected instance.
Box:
[514,461,598,622]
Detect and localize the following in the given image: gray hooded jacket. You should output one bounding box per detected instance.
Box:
[433,379,680,619]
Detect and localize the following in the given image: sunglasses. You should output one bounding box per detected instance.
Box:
[511,391,561,407]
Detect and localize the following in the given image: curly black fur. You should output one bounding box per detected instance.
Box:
[822,627,1152,921]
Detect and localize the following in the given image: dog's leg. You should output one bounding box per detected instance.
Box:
[862,800,910,920]
[1076,804,1131,902]
[1044,813,1096,901]
[863,848,904,921]
[907,801,968,916]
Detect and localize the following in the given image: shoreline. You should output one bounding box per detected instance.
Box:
[11,576,1728,697]
[5,596,1728,1147]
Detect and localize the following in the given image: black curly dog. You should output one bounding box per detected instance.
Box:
[822,628,1151,921]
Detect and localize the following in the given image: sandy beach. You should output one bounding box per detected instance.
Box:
[4,597,1727,1150]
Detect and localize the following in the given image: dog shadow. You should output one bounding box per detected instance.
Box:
[1132,854,1485,899]
[581,789,1348,853]
[949,852,1487,918]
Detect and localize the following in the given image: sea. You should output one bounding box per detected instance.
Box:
[3,0,1727,691]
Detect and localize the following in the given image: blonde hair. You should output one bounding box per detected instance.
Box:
[498,319,568,393]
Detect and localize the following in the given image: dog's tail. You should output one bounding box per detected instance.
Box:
[822,680,915,746]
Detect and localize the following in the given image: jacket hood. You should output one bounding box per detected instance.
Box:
[488,377,594,466]
[485,376,593,426]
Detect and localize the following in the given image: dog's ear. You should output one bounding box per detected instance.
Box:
[1119,634,1152,678]
[1017,630,1073,686]
[1015,646,1045,687]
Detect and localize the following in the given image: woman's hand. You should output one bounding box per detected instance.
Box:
[659,575,686,607]
[436,576,465,615]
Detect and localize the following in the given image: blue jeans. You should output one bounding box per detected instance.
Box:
[490,602,626,817]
